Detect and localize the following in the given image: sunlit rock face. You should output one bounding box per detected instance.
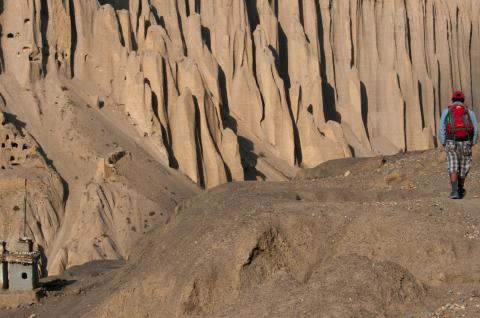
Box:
[0,0,479,273]
[1,0,479,180]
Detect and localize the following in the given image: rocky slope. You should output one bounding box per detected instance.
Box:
[3,148,480,317]
[0,0,480,275]
[85,148,480,318]
[0,111,65,276]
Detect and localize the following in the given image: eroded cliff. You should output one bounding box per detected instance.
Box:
[0,0,479,273]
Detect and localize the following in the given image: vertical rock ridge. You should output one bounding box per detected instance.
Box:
[1,0,479,182]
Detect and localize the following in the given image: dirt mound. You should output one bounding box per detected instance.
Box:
[0,0,480,280]
[71,149,479,318]
[295,156,386,179]
[1,149,480,317]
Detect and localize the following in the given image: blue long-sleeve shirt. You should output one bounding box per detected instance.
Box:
[438,102,478,145]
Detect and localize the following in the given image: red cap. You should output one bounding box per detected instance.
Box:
[452,90,465,101]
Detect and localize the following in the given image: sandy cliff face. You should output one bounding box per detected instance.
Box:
[0,112,65,276]
[0,0,479,273]
[2,0,479,179]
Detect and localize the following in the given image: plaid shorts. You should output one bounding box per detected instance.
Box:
[445,140,473,178]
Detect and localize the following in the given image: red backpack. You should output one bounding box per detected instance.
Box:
[446,104,474,139]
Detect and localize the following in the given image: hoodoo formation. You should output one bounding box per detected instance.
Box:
[0,1,480,317]
[2,1,479,183]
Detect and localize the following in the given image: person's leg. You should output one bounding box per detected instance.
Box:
[450,172,459,182]
[458,141,473,198]
[458,177,466,197]
[446,141,460,199]
[450,171,460,198]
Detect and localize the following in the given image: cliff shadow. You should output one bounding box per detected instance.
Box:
[98,0,129,10]
[192,95,206,188]
[68,0,77,77]
[360,81,370,140]
[0,24,3,73]
[201,26,211,51]
[40,0,49,76]
[238,136,266,181]
[278,24,291,89]
[418,80,426,129]
[218,65,238,133]
[275,24,303,165]
[3,112,27,131]
[38,244,48,278]
[315,0,340,123]
[42,278,76,291]
[246,0,260,33]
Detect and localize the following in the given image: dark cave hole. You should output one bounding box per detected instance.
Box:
[307,105,314,115]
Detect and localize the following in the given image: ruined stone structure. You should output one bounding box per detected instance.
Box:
[96,150,130,180]
[0,238,40,291]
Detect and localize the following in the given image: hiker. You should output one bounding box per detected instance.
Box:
[439,90,478,199]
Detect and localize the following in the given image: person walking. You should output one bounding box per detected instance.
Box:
[439,90,478,199]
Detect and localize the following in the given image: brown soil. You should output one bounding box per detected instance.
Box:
[3,148,480,318]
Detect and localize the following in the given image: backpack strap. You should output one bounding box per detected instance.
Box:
[448,106,456,140]
[464,106,474,137]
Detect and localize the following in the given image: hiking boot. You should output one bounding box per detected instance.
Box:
[449,191,461,199]
[450,180,460,199]
[459,188,466,198]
